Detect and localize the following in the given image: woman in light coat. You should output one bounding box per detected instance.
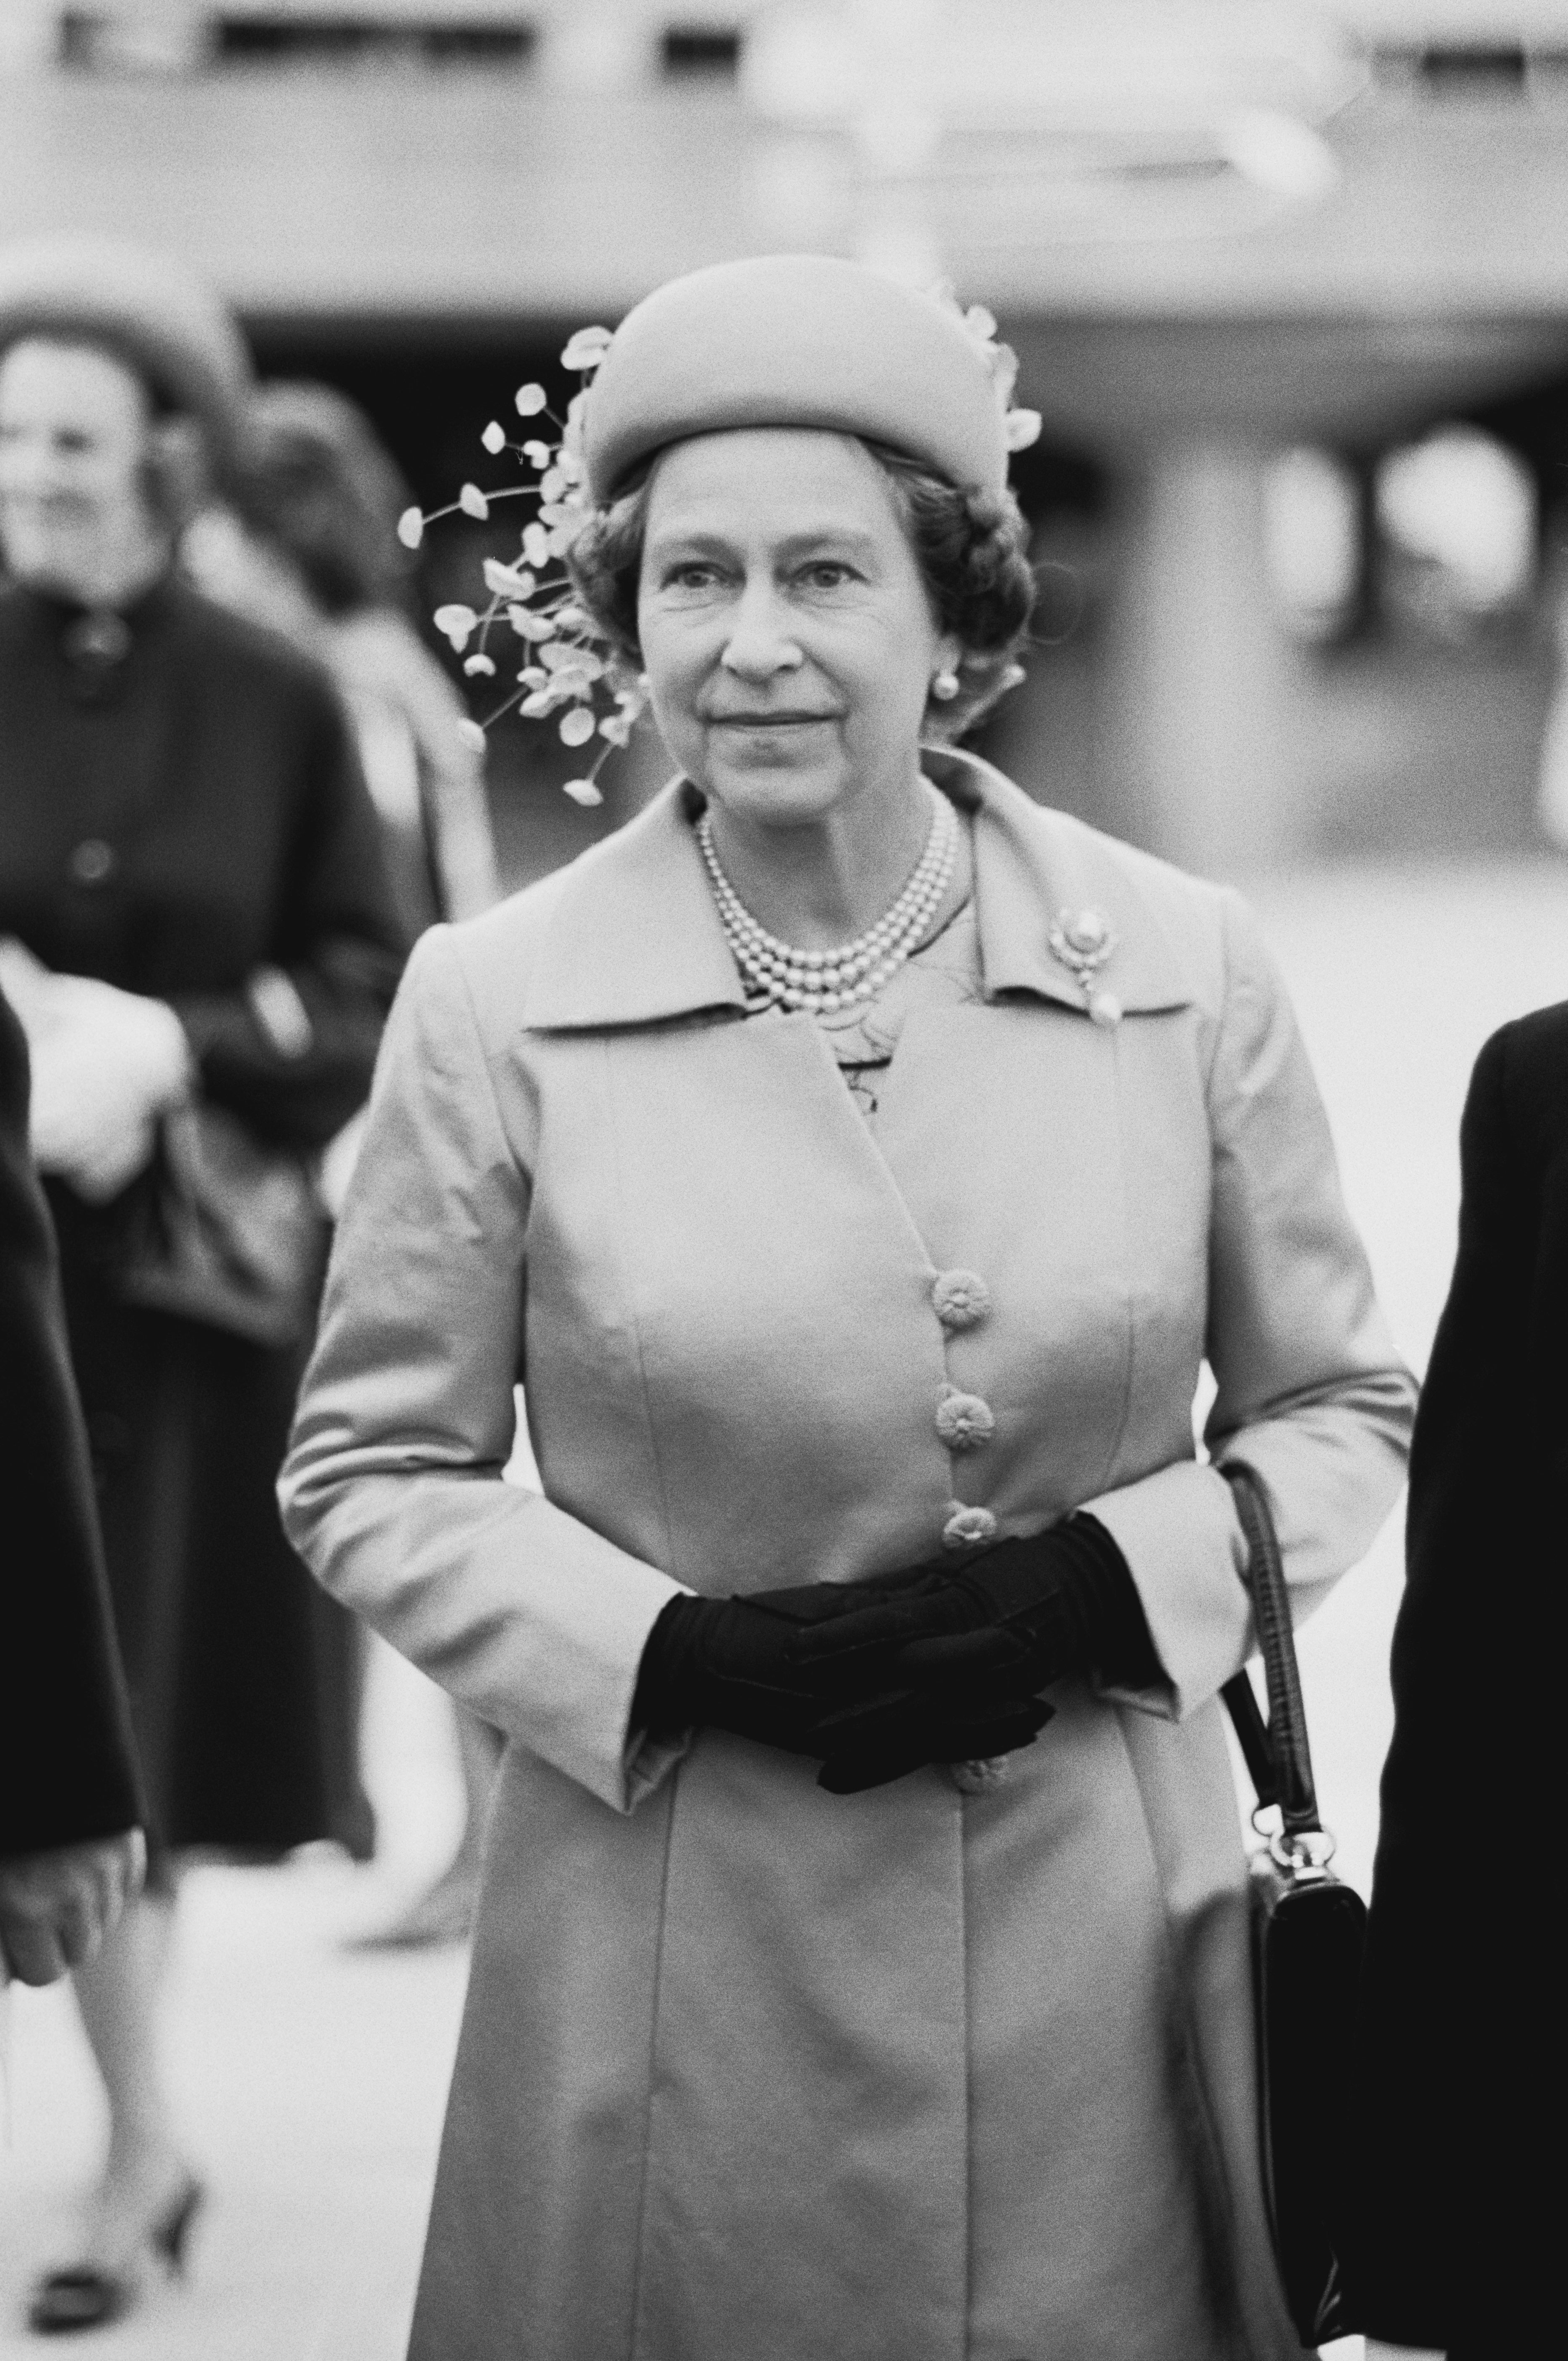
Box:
[281,257,1416,2361]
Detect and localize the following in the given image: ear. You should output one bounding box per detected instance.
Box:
[142,415,208,532]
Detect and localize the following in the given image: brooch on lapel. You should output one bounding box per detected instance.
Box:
[1048,907,1123,1028]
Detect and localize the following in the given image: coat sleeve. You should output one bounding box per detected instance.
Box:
[170,672,409,1148]
[0,987,145,1857]
[278,927,686,1815]
[1083,889,1416,1720]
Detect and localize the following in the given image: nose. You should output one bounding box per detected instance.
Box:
[719,578,803,682]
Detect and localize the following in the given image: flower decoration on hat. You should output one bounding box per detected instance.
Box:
[928,288,1043,457]
[399,328,643,810]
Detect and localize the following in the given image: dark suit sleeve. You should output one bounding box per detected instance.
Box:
[1352,1008,1566,2346]
[0,986,145,1857]
[171,672,409,1149]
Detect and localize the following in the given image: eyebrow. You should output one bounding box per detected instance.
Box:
[646,525,884,561]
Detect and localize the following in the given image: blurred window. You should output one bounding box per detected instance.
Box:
[1417,44,1529,99]
[1263,446,1361,643]
[1376,426,1536,641]
[661,24,742,79]
[212,15,535,68]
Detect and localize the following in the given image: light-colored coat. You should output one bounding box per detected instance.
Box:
[281,755,1415,2361]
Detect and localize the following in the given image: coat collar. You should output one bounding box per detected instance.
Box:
[520,751,1192,1033]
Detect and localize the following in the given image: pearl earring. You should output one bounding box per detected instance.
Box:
[930,669,961,702]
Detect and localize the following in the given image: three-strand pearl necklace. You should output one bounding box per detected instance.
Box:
[696,785,959,1017]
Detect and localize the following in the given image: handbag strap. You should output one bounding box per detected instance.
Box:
[1218,1462,1323,1842]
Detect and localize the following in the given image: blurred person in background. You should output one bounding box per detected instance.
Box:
[283,258,1416,2361]
[185,379,500,940]
[1,978,146,1991]
[1353,1000,1565,2361]
[185,378,505,1947]
[0,238,405,2332]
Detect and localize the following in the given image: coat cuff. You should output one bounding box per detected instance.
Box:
[542,1531,692,1813]
[438,1496,689,1817]
[1077,1460,1250,1721]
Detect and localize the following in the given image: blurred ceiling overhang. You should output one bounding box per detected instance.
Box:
[5,0,1568,443]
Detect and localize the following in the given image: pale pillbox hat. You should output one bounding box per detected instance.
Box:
[580,254,1010,507]
[0,236,251,463]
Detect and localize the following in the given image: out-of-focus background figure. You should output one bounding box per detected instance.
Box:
[0,235,406,2332]
[185,377,505,1948]
[185,382,500,939]
[0,978,146,1993]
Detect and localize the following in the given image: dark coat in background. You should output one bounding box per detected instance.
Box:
[0,981,143,1858]
[1353,1000,1567,2354]
[0,575,406,1862]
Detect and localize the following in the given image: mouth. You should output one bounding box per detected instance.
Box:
[706,711,838,729]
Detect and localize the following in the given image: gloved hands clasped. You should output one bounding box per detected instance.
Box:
[631,1514,1159,1796]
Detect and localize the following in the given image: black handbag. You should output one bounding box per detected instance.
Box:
[1219,1463,1367,2350]
[114,1099,327,1348]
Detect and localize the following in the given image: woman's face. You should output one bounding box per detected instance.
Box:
[637,428,956,831]
[0,337,158,596]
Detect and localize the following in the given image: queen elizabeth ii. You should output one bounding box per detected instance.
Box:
[281,256,1415,2361]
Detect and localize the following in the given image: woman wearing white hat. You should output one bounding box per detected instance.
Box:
[283,255,1415,2361]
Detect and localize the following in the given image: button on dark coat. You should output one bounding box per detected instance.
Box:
[0,982,143,1858]
[1353,1000,1567,2354]
[0,575,407,1861]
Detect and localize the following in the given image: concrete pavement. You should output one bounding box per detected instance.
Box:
[0,1649,467,2359]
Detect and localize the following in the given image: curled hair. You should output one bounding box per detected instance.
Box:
[228,381,412,617]
[567,437,1037,736]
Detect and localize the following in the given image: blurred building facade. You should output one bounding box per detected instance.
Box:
[6,0,1568,880]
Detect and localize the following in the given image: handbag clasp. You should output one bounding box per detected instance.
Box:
[1268,1823,1338,1879]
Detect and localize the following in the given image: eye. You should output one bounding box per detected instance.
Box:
[797,561,856,591]
[661,560,726,593]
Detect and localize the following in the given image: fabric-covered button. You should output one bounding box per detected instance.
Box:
[68,837,116,886]
[935,1387,994,1451]
[931,1268,991,1331]
[942,1503,998,1551]
[63,611,131,668]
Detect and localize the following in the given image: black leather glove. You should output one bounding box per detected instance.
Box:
[812,1690,1053,1796]
[631,1583,1053,1791]
[632,1585,873,1754]
[789,1515,1161,1706]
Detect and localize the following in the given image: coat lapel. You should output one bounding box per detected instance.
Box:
[926,751,1193,1020]
[520,781,745,1032]
[519,759,1193,1039]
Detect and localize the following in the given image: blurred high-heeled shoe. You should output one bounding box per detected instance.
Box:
[26,2172,204,2335]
